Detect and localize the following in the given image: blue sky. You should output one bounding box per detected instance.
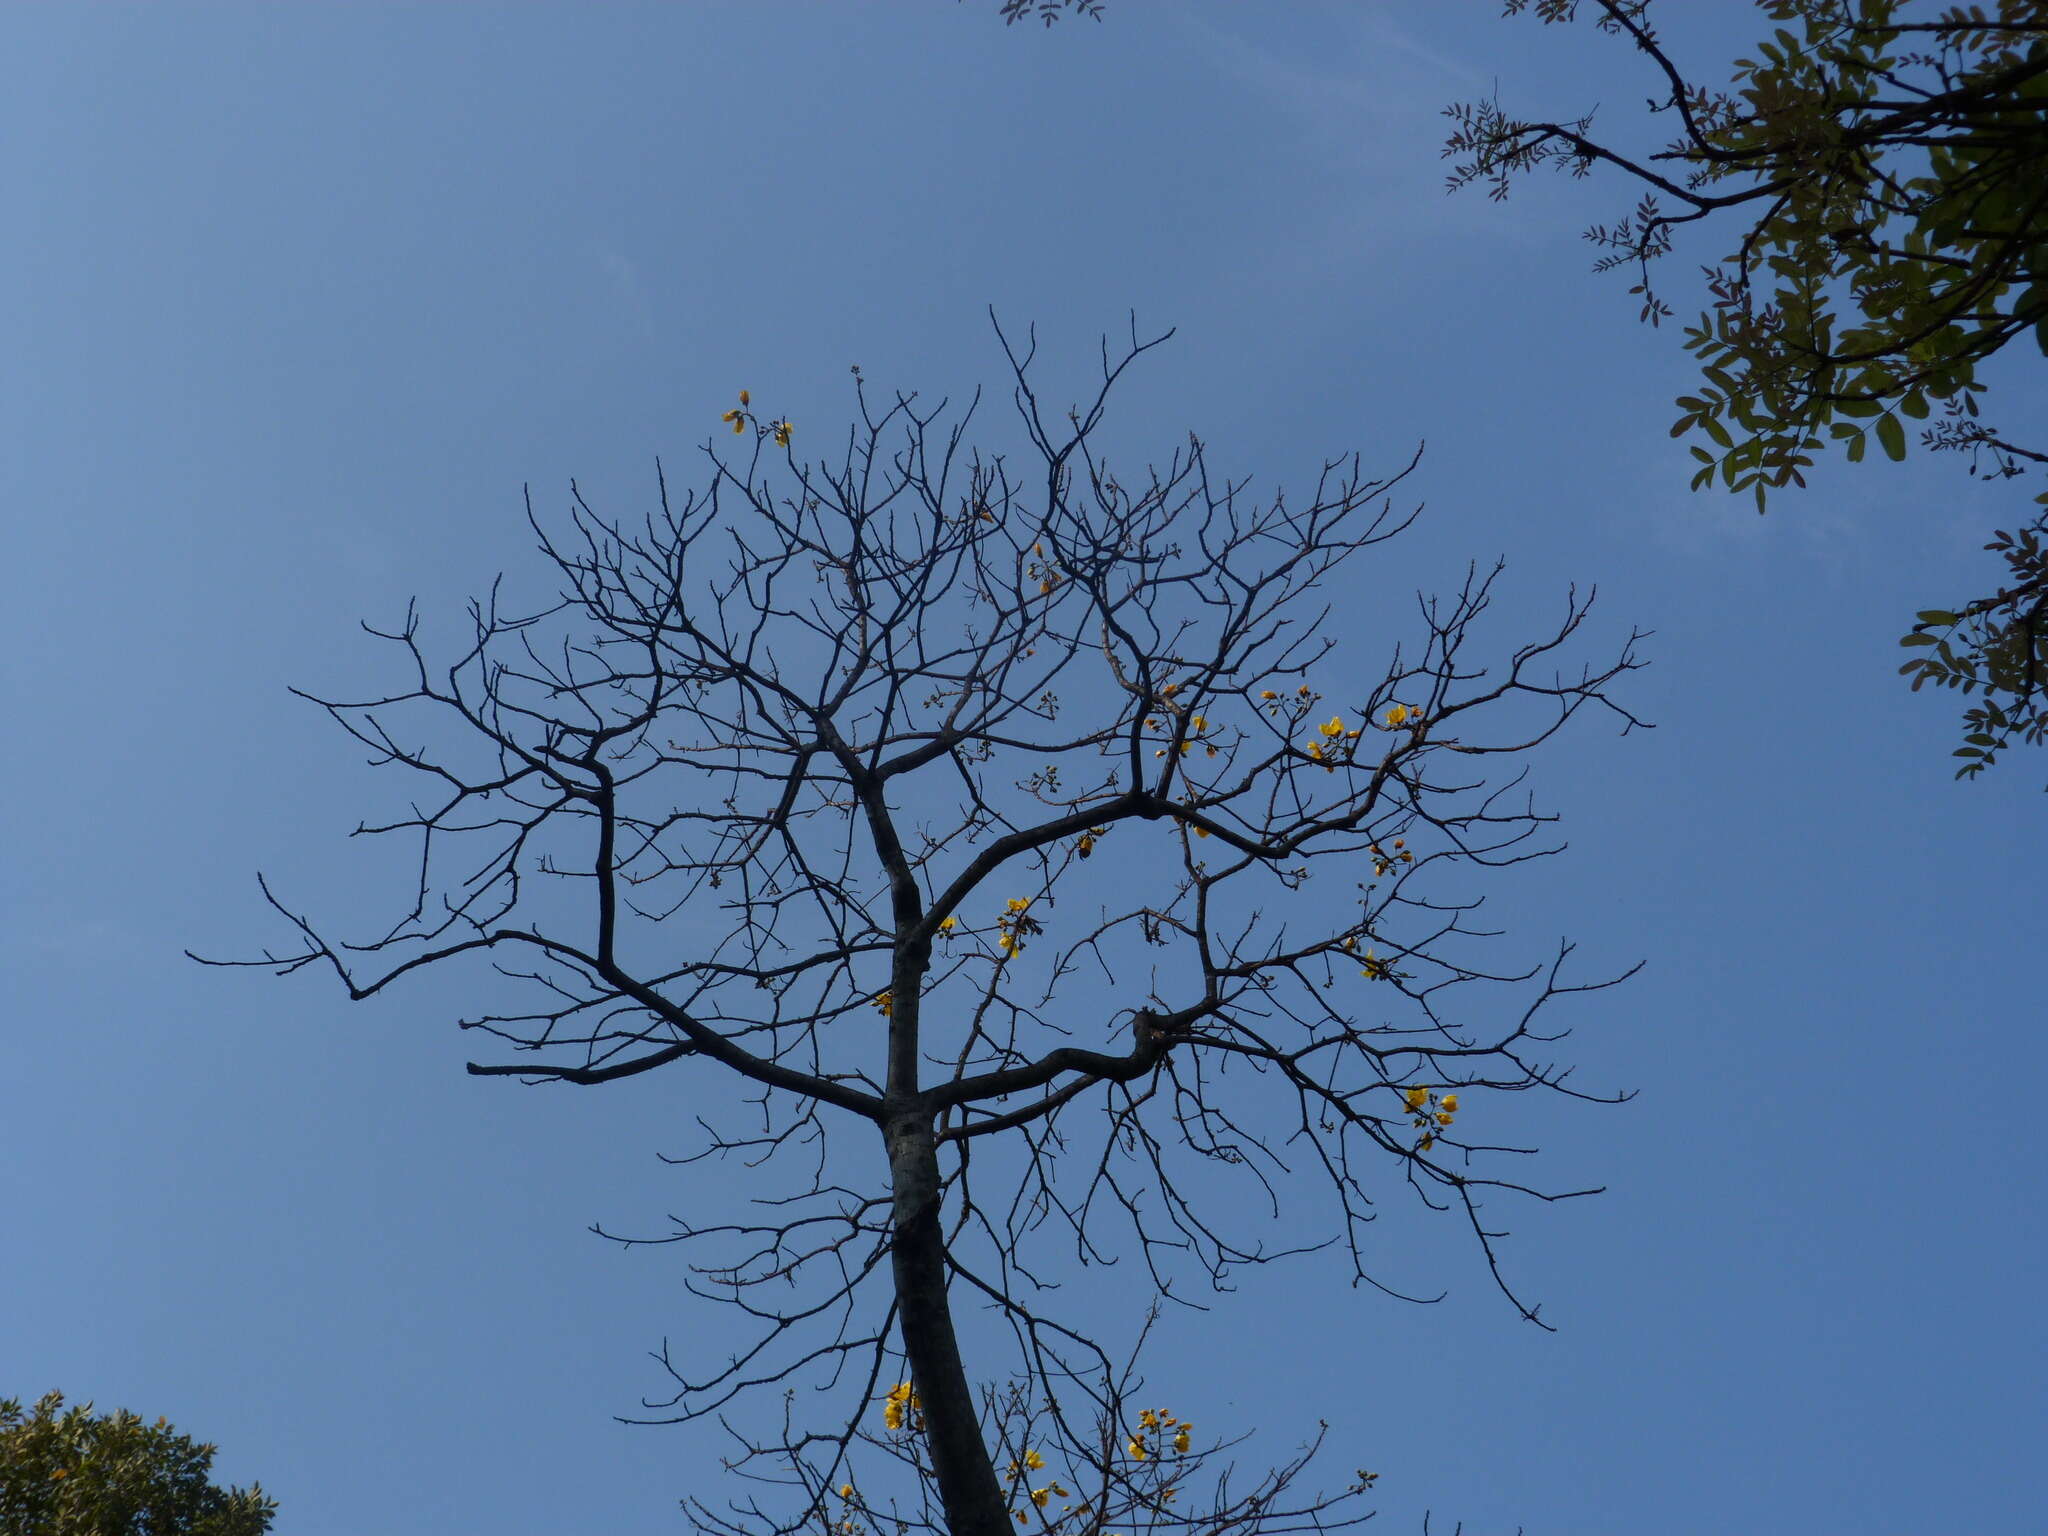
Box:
[4,4,2041,1533]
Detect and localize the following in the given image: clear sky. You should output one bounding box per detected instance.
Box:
[4,5,2041,1534]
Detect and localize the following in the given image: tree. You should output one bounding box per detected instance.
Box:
[0,1391,276,1536]
[1443,0,2048,782]
[193,322,1644,1536]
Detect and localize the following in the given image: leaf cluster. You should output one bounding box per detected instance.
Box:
[0,1392,276,1536]
[1446,0,2048,783]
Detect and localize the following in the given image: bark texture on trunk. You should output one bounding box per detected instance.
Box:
[886,1113,1008,1536]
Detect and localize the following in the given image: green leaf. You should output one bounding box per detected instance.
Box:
[1845,429,1867,464]
[1876,412,1907,461]
[1915,610,1959,626]
[1899,632,1937,646]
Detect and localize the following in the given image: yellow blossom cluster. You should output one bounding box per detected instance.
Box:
[1402,1086,1459,1151]
[1027,542,1067,597]
[872,990,893,1018]
[1124,1407,1193,1462]
[996,896,1042,958]
[1359,947,1402,982]
[938,915,958,933]
[1148,708,1219,760]
[1256,682,1317,707]
[718,387,792,446]
[881,1381,921,1432]
[1003,1445,1075,1528]
[1293,709,1366,772]
[1076,826,1109,858]
[1369,839,1414,879]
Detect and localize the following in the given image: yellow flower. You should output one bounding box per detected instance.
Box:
[1007,898,1029,913]
[1260,689,1278,699]
[872,990,893,1017]
[1437,1112,1453,1125]
[1161,683,1180,697]
[731,416,747,435]
[1340,936,1356,950]
[1298,684,1312,696]
[1139,1409,1159,1429]
[1320,716,1344,738]
[1419,1133,1435,1151]
[1306,741,1324,759]
[1385,703,1410,727]
[998,933,1016,953]
[1440,1093,1458,1112]
[939,916,958,932]
[1077,833,1097,857]
[884,1402,904,1430]
[840,1484,856,1500]
[1039,579,1053,595]
[1194,826,1209,838]
[1024,1448,1045,1471]
[1191,715,1207,731]
[1127,1437,1149,1461]
[1404,1085,1430,1111]
[773,421,793,447]
[1031,1488,1052,1509]
[1363,950,1391,981]
[738,389,750,406]
[1173,1427,1192,1454]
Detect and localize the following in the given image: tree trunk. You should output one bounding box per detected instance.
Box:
[886,1113,1009,1536]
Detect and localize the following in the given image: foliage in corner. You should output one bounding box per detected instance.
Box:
[1445,0,2048,783]
[0,1392,276,1536]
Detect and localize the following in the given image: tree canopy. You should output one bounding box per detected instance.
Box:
[0,1392,276,1536]
[196,324,1643,1536]
[1444,0,2048,781]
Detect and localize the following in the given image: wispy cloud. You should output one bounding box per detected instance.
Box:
[1162,2,1550,268]
[593,241,656,335]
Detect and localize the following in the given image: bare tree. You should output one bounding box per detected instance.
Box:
[193,320,1645,1536]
